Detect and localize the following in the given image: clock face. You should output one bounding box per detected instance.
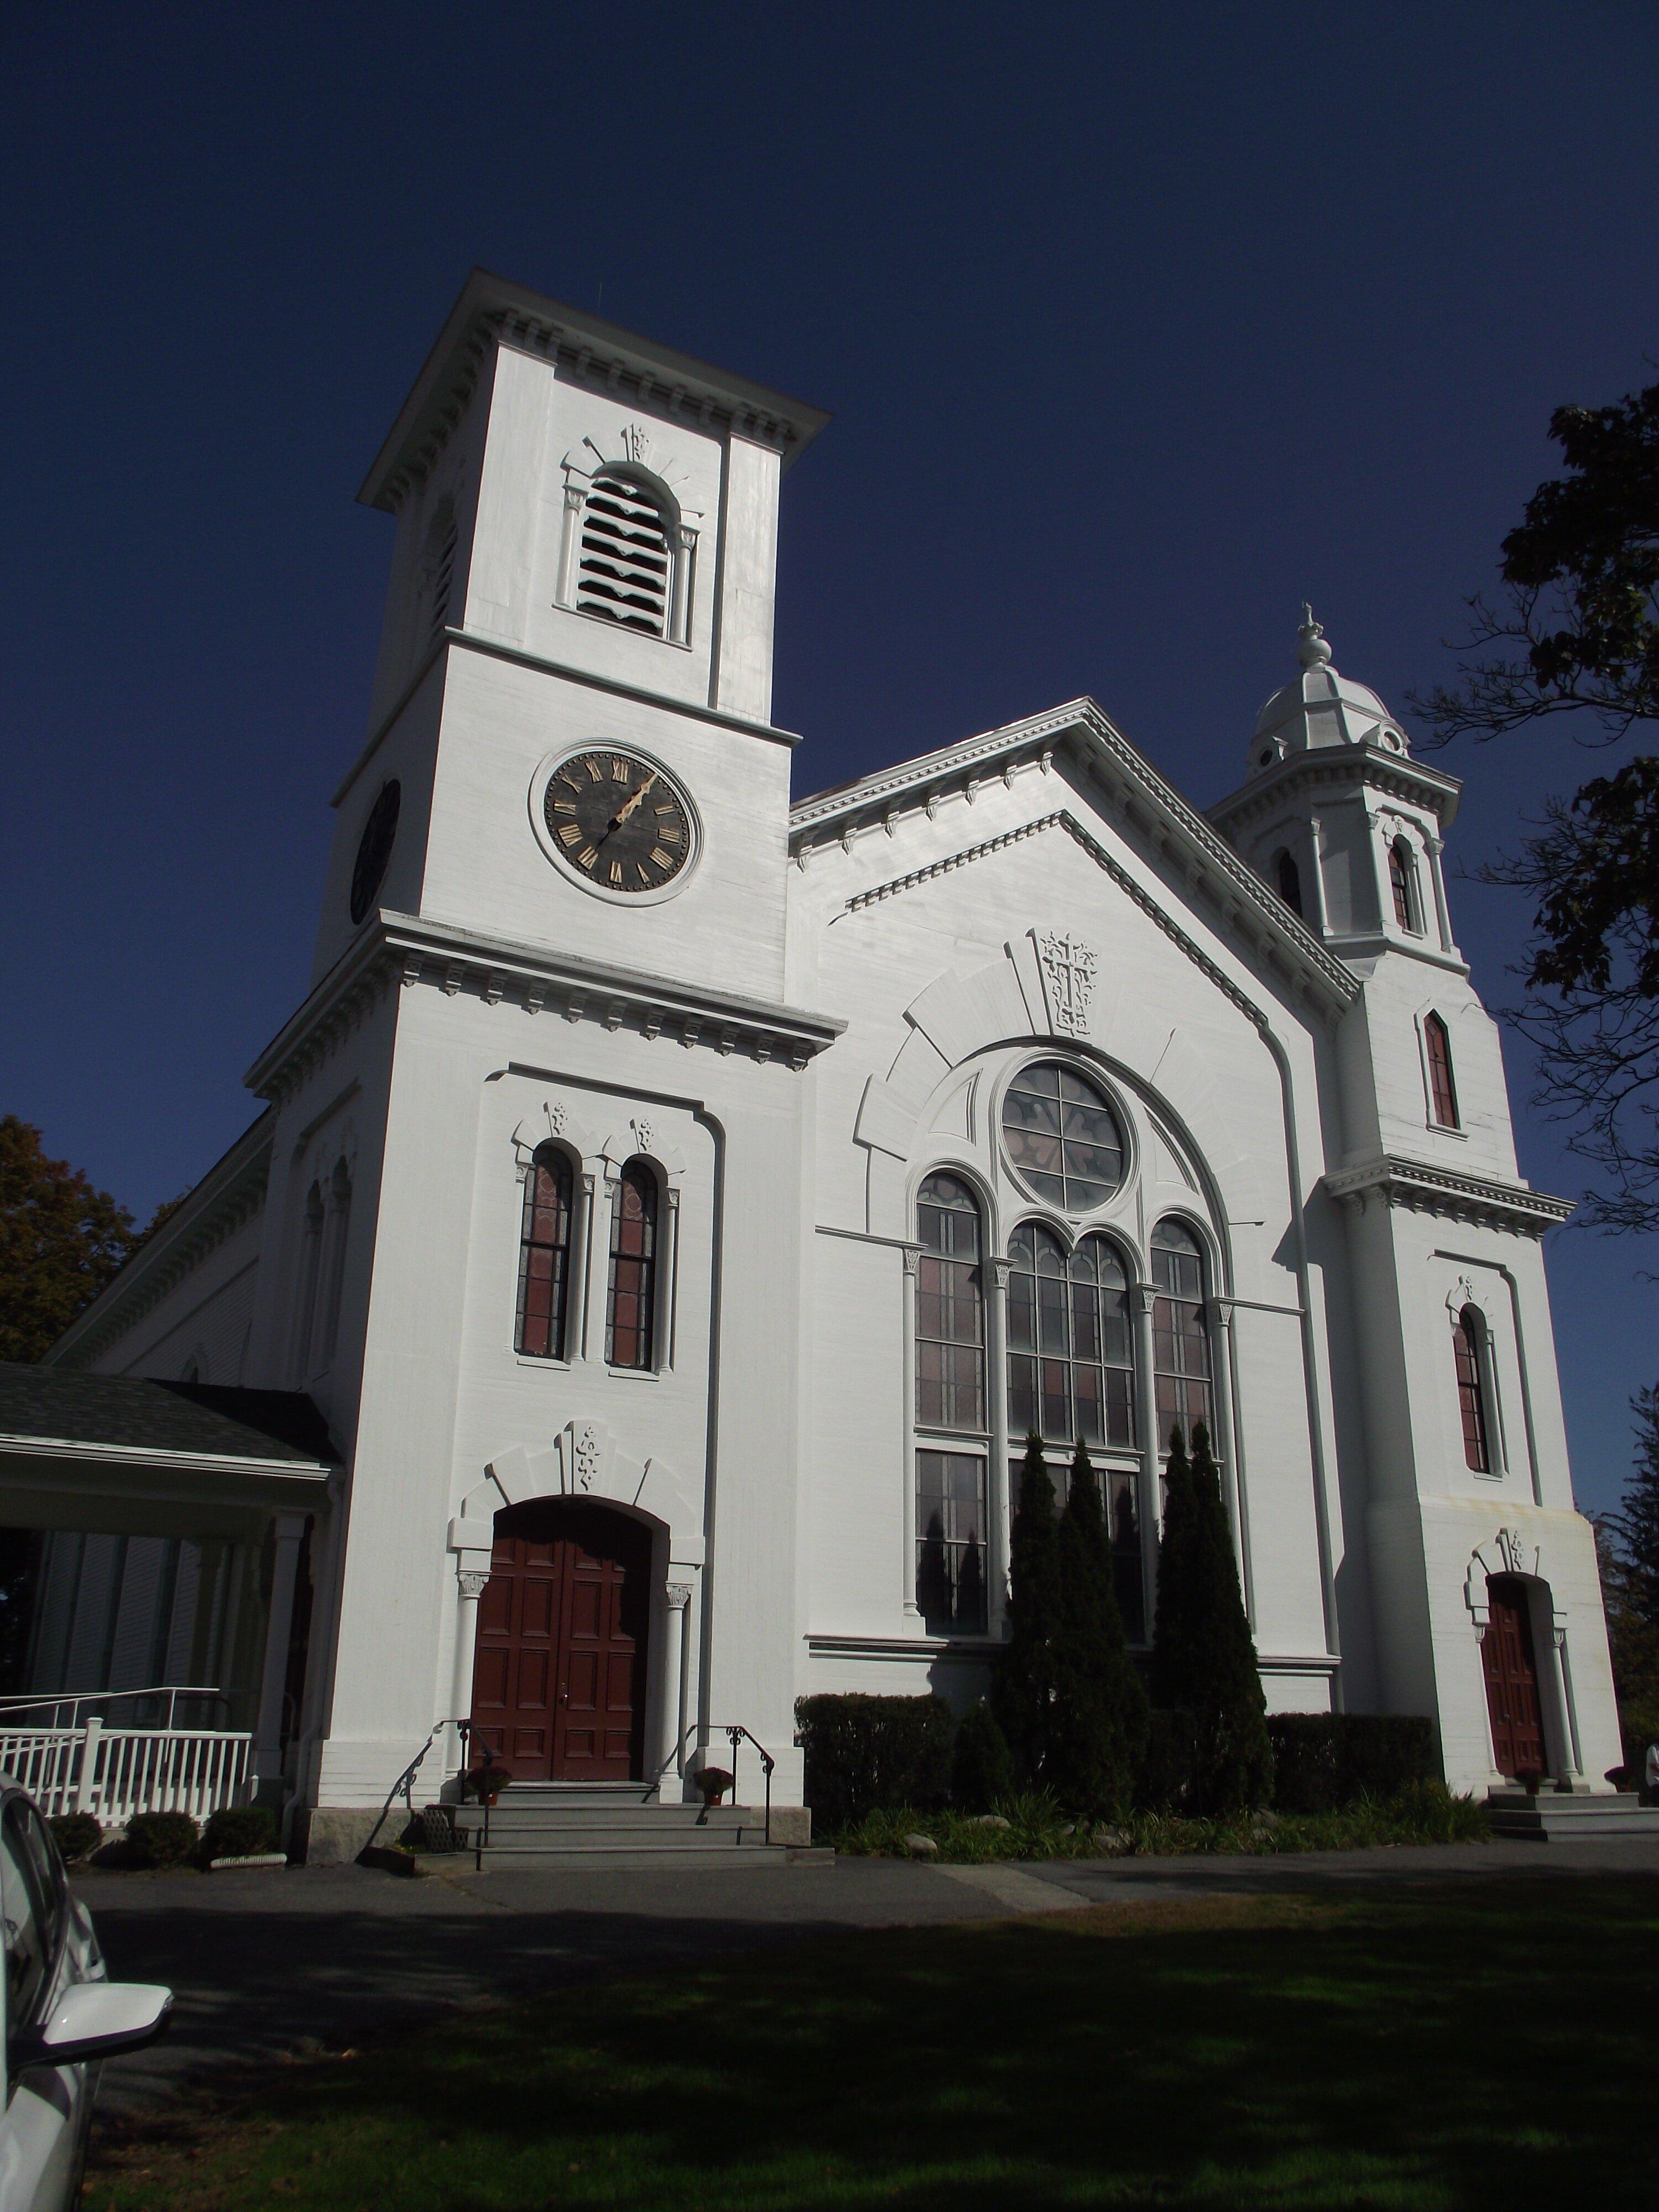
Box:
[541,749,695,895]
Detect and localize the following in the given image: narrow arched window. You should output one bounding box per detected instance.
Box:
[1004,1227,1136,1448]
[1390,837,1422,932]
[1275,849,1303,917]
[606,1161,658,1369]
[1453,1306,1490,1472]
[515,1146,574,1360]
[293,1182,325,1384]
[315,1160,352,1374]
[1425,1011,1459,1128]
[1151,1219,1212,1448]
[915,1174,985,1431]
[577,471,672,636]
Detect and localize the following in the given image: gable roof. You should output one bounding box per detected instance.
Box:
[0,1366,336,1469]
[790,698,1360,1019]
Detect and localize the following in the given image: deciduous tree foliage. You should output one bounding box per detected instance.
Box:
[1048,1437,1148,1817]
[0,1117,137,1363]
[1415,378,1659,1229]
[992,1433,1063,1787]
[1150,1422,1271,1815]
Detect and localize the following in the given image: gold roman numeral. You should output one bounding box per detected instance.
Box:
[609,861,624,885]
[559,824,582,847]
[585,759,603,781]
[637,862,651,886]
[650,848,672,870]
[552,799,576,815]
[659,821,681,843]
[612,758,630,781]
[578,847,598,868]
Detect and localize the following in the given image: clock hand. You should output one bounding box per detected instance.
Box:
[611,771,658,828]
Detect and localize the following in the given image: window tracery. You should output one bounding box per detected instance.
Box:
[1001,1061,1124,1212]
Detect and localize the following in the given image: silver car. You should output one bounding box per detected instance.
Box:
[0,1780,170,2210]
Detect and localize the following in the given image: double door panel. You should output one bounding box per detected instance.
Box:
[472,1504,651,1781]
[1480,1575,1547,1780]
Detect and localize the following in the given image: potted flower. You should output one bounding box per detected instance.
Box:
[696,1765,733,1809]
[466,1758,514,1807]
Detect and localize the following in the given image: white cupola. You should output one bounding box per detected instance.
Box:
[1246,607,1413,779]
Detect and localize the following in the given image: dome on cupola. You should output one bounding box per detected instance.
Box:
[1247,608,1412,777]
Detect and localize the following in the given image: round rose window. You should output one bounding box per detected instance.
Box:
[1001,1061,1125,1212]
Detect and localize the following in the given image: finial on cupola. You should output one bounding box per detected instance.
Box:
[1297,604,1333,670]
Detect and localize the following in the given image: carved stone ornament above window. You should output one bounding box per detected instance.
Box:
[1034,930,1098,1039]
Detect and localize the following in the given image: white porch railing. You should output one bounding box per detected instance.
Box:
[0,1717,253,1823]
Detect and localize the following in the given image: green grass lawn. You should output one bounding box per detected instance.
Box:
[91,1879,1659,2211]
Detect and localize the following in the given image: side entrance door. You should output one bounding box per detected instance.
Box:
[472,1501,653,1781]
[1480,1574,1547,1780]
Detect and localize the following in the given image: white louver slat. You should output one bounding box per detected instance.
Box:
[576,471,671,636]
[430,520,457,638]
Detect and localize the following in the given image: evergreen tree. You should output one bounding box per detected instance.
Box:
[915,1511,952,1632]
[952,1699,1014,1811]
[1049,1437,1149,1817]
[1150,1422,1271,1815]
[991,1433,1063,1786]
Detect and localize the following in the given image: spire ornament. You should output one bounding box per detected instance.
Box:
[1297,604,1333,670]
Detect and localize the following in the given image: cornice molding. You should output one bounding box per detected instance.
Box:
[790,700,1360,1019]
[1323,1155,1573,1237]
[360,273,831,514]
[48,1118,274,1371]
[245,912,846,1108]
[1208,745,1463,837]
[0,1434,333,1484]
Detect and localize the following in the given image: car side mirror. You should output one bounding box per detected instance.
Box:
[10,1983,171,2072]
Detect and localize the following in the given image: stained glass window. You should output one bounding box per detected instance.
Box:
[1152,1218,1212,1448]
[606,1161,658,1369]
[515,1145,573,1360]
[1001,1062,1124,1213]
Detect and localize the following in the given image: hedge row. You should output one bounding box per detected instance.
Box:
[796,1693,1440,1824]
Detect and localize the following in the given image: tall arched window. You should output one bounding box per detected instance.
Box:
[515,1146,575,1360]
[1453,1306,1491,1472]
[1390,837,1422,932]
[577,471,672,636]
[1275,849,1303,917]
[1005,1227,1134,1448]
[1152,1218,1212,1447]
[915,1175,985,1430]
[293,1182,324,1383]
[914,1174,988,1636]
[606,1161,658,1369]
[1425,1011,1460,1128]
[315,1160,352,1374]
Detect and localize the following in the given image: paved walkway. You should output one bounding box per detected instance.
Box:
[76,1837,1659,2114]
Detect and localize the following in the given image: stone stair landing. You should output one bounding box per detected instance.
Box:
[1485,1789,1659,1841]
[453,1782,822,1870]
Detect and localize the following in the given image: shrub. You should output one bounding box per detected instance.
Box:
[1138,1708,1197,1812]
[1049,1439,1148,1817]
[795,1693,954,1828]
[1267,1715,1438,1813]
[48,1813,101,1865]
[991,1436,1063,1787]
[199,1806,280,1864]
[124,1811,200,1869]
[952,1700,1014,1811]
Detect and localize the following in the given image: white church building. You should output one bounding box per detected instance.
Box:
[15,270,1620,1849]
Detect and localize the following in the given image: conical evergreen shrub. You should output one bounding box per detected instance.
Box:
[952,1699,1014,1811]
[1150,1421,1271,1815]
[1050,1437,1149,1817]
[991,1433,1062,1786]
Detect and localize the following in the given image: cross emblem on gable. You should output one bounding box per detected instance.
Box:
[1036,931,1098,1037]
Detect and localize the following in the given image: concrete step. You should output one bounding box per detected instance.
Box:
[1486,1790,1659,1840]
[466,1844,833,1872]
[468,1820,769,1848]
[489,1784,660,1809]
[477,1807,748,1834]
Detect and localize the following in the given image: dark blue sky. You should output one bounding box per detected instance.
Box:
[4,4,1656,1509]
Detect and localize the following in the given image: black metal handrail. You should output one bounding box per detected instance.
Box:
[723,1724,775,1843]
[363,1717,468,1856]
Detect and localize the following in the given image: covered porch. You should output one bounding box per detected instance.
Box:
[0,1364,336,1826]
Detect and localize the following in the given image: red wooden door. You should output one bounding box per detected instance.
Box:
[1481,1575,1547,1779]
[472,1503,652,1782]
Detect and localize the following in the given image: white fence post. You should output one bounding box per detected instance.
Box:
[74,1718,102,1815]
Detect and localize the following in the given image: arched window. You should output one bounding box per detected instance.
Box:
[293,1182,325,1384]
[914,1174,988,1636]
[1453,1306,1491,1472]
[577,471,672,637]
[1275,849,1303,917]
[1390,837,1422,932]
[515,1146,575,1360]
[1425,1011,1459,1128]
[1005,1227,1134,1448]
[606,1161,658,1369]
[1151,1219,1212,1448]
[315,1160,352,1374]
[1001,1062,1125,1212]
[915,1174,985,1431]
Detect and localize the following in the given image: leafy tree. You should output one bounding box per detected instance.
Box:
[1149,1422,1271,1815]
[1597,1387,1659,1767]
[1413,378,1659,1229]
[1048,1437,1148,1818]
[991,1434,1063,1787]
[1614,1383,1659,1627]
[0,1117,138,1363]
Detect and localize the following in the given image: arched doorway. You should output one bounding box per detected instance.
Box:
[1481,1574,1547,1781]
[471,1500,653,1782]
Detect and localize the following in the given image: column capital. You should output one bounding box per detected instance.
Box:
[457,1569,490,1601]
[666,1581,693,1611]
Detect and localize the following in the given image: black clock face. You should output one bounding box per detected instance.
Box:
[349,780,400,925]
[542,750,693,894]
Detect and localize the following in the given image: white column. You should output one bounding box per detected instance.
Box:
[986,1255,1012,1637]
[253,1512,308,1798]
[900,1245,922,1616]
[450,1564,490,1771]
[1546,1620,1585,1787]
[1207,1301,1254,1621]
[1131,1283,1161,1633]
[659,1582,693,1787]
[1424,834,1454,953]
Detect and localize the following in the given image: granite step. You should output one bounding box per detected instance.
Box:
[1485,1790,1659,1840]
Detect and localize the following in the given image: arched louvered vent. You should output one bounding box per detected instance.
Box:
[577,471,671,635]
[429,517,458,639]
